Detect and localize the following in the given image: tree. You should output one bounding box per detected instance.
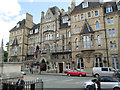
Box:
[4,42,9,62]
[5,42,9,51]
[4,51,8,62]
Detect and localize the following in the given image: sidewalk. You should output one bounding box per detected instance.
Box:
[28,71,92,77]
[40,72,67,76]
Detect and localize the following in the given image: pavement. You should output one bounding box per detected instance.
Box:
[24,71,92,78]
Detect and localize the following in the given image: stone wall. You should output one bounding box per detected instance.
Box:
[0,62,22,75]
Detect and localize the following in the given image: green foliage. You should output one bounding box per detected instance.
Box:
[4,42,9,62]
[6,42,9,51]
[4,51,8,62]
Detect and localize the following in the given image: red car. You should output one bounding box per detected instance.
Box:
[67,69,86,77]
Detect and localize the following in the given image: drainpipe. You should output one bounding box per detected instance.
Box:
[103,8,109,67]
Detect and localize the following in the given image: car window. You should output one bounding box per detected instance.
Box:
[102,68,108,71]
[101,78,118,82]
[73,70,77,72]
[109,68,112,71]
[109,68,114,72]
[70,70,73,72]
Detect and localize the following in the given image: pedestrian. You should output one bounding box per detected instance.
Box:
[92,79,97,90]
[16,76,25,90]
[95,78,101,90]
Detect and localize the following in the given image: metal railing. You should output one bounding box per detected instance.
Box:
[2,78,43,90]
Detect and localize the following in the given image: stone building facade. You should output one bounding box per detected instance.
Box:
[8,0,120,73]
[71,1,120,72]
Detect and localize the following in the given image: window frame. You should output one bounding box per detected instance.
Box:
[95,11,98,16]
[96,21,100,29]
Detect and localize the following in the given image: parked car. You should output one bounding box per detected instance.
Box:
[92,67,115,77]
[113,71,120,78]
[21,71,26,75]
[66,69,86,77]
[84,76,120,90]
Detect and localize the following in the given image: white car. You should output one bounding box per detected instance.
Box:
[92,67,115,77]
[21,71,26,75]
[84,77,120,90]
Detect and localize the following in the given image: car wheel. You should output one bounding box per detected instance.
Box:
[95,74,99,77]
[79,74,82,77]
[67,74,71,76]
[113,87,120,90]
[86,85,93,90]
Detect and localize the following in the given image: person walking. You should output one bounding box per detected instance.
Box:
[95,78,101,90]
[16,76,25,90]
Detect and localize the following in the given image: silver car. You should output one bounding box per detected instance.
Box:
[84,77,120,90]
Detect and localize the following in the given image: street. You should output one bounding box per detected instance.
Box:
[24,73,94,89]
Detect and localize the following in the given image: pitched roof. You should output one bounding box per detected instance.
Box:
[50,6,57,15]
[31,23,40,30]
[12,38,18,46]
[71,2,102,15]
[80,20,94,34]
[10,19,26,32]
[103,2,117,12]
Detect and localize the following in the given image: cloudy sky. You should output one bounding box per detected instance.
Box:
[0,0,112,50]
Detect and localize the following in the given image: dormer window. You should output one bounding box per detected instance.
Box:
[35,28,39,33]
[82,2,88,8]
[62,16,68,23]
[16,23,20,28]
[30,30,33,35]
[68,21,71,26]
[106,7,113,13]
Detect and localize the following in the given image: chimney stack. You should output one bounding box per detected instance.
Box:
[25,13,33,28]
[41,11,44,18]
[71,0,76,11]
[68,7,71,14]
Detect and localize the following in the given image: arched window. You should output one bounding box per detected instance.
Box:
[75,25,79,33]
[96,21,100,29]
[75,38,78,49]
[94,56,103,67]
[68,31,71,37]
[112,55,119,70]
[97,35,101,46]
[83,36,90,48]
[56,32,59,38]
[76,57,84,69]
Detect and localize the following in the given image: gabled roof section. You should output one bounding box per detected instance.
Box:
[49,6,60,15]
[31,23,40,30]
[50,6,57,15]
[10,19,26,32]
[71,2,102,15]
[103,2,117,12]
[80,20,94,34]
[12,38,18,46]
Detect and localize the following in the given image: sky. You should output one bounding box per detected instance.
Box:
[0,0,112,50]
